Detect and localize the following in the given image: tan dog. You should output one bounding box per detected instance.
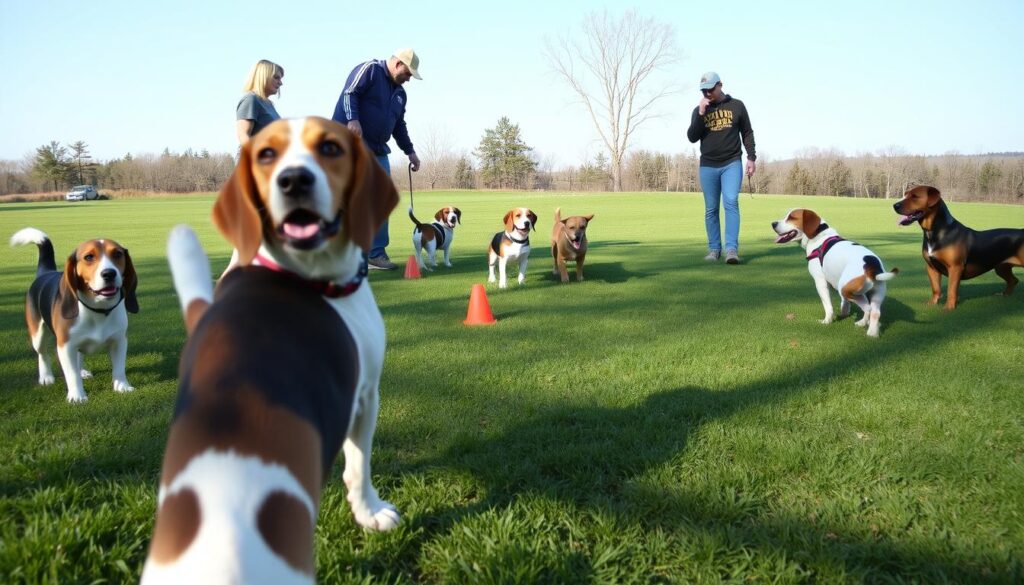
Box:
[143,117,399,584]
[550,207,594,283]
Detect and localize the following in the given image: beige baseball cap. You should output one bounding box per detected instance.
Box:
[394,48,422,80]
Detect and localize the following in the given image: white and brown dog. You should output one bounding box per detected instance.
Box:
[487,207,537,288]
[142,117,400,584]
[772,209,898,337]
[10,227,138,403]
[409,205,461,270]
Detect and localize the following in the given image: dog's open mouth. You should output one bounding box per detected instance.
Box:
[897,210,924,226]
[92,285,119,297]
[570,239,582,250]
[278,209,341,249]
[774,229,798,244]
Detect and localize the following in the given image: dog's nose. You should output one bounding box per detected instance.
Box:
[277,167,316,197]
[892,201,902,212]
[101,268,116,282]
[771,221,778,228]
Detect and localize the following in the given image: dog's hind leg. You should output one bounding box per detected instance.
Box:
[995,263,1019,297]
[342,386,400,531]
[77,351,93,380]
[30,319,55,386]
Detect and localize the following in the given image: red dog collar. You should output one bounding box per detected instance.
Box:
[254,254,365,298]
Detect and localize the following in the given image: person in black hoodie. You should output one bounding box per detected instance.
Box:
[687,71,756,264]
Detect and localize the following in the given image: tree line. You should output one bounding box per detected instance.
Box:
[3,127,1021,205]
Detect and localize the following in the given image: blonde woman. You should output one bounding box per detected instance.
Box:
[236,60,283,144]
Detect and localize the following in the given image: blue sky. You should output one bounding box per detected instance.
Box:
[2,0,1022,165]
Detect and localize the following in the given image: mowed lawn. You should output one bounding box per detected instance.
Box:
[1,191,1022,584]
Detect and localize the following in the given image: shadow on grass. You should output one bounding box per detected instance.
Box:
[389,294,1020,582]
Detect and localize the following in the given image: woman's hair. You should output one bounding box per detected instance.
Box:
[242,60,284,99]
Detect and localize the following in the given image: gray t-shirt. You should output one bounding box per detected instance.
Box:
[236,93,281,137]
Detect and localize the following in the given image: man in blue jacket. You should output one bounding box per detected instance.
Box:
[332,48,423,270]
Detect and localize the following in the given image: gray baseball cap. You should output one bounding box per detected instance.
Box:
[699,71,721,90]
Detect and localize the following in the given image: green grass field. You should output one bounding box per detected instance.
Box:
[1,191,1022,583]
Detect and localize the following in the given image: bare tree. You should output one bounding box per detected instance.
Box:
[545,9,679,192]
[417,124,458,190]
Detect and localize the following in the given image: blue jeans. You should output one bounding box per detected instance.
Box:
[699,159,743,252]
[370,153,391,258]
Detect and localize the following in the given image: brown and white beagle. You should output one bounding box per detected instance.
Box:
[10,227,138,403]
[409,205,461,271]
[142,117,400,584]
[772,209,898,337]
[487,207,537,288]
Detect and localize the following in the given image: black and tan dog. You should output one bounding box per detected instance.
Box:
[894,184,1024,309]
[550,207,594,283]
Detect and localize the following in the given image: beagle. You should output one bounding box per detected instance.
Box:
[409,205,461,270]
[894,184,1024,309]
[487,207,537,288]
[10,227,138,403]
[772,209,898,337]
[142,117,400,584]
[550,207,594,283]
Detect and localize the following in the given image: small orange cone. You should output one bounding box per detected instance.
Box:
[463,284,497,325]
[404,255,421,279]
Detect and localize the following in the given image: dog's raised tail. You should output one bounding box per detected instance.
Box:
[10,227,57,277]
[167,225,213,335]
[554,207,562,223]
[864,255,899,282]
[408,206,426,228]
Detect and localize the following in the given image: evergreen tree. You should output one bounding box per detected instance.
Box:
[474,117,537,189]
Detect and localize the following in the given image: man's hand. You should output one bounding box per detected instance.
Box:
[746,159,756,178]
[346,120,363,138]
[698,97,712,116]
[409,152,421,172]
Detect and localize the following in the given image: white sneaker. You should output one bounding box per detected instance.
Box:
[704,249,721,262]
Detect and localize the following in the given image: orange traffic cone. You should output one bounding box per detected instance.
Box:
[463,284,497,325]
[404,255,421,279]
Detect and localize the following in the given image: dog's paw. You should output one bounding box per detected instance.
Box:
[854,317,868,327]
[819,316,834,325]
[113,380,135,393]
[488,275,497,284]
[39,374,55,386]
[352,500,401,531]
[80,369,93,379]
[867,328,880,338]
[66,392,88,403]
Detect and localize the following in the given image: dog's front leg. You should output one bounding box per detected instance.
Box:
[425,241,437,271]
[812,275,834,324]
[342,387,400,531]
[109,336,135,393]
[924,261,943,305]
[497,257,509,288]
[56,343,87,403]
[443,246,452,267]
[517,253,530,285]
[576,253,586,282]
[944,264,963,310]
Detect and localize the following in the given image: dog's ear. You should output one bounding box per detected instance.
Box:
[344,138,399,252]
[213,141,263,266]
[59,252,82,320]
[583,214,594,222]
[434,209,444,222]
[121,247,139,314]
[528,210,538,230]
[801,209,822,236]
[925,185,942,206]
[503,210,514,231]
[454,208,462,224]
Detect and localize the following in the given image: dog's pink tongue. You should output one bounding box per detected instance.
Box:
[572,240,581,250]
[897,215,912,226]
[283,222,320,239]
[774,234,789,243]
[99,286,117,296]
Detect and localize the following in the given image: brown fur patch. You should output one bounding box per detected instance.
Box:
[183,299,210,336]
[257,491,314,574]
[841,275,868,299]
[148,487,202,564]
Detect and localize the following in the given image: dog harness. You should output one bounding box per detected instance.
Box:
[490,231,529,255]
[430,222,447,248]
[806,235,851,265]
[254,254,367,298]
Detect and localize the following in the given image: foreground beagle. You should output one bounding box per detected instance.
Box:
[487,207,537,288]
[409,205,461,270]
[142,117,400,584]
[10,227,138,402]
[772,209,898,337]
[894,184,1024,309]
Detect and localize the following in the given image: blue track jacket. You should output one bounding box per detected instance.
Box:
[331,59,414,157]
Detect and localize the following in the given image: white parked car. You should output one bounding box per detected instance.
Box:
[65,185,99,201]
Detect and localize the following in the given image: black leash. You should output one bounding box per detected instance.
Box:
[408,162,414,211]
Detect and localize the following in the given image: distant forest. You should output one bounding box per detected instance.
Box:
[2,139,1022,204]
